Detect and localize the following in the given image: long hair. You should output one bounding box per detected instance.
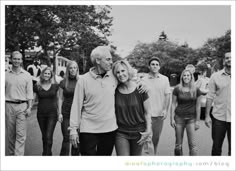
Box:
[65,60,79,89]
[178,69,197,98]
[36,67,54,90]
[112,60,135,83]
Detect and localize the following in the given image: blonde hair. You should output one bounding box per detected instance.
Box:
[11,51,23,59]
[112,60,135,82]
[178,69,197,98]
[37,67,54,90]
[65,60,79,89]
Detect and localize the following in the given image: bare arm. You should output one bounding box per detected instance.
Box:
[205,74,216,128]
[137,98,152,145]
[205,98,213,128]
[161,93,171,120]
[196,97,201,121]
[32,92,37,106]
[195,96,201,130]
[170,94,177,128]
[57,87,63,123]
[143,98,152,134]
[25,76,33,117]
[162,78,172,120]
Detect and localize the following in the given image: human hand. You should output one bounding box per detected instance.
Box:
[195,121,200,130]
[25,108,31,118]
[58,114,63,123]
[205,116,211,128]
[137,81,149,94]
[137,131,151,145]
[160,110,167,120]
[170,118,176,128]
[70,134,80,148]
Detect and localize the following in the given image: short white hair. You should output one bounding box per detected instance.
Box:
[90,46,111,65]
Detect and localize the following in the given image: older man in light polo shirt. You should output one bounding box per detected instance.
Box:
[142,57,171,155]
[205,52,231,156]
[5,51,33,155]
[69,46,118,155]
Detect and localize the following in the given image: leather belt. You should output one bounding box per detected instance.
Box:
[6,100,27,104]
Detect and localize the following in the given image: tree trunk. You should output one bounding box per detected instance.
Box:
[21,48,26,69]
[82,50,87,73]
[52,51,56,73]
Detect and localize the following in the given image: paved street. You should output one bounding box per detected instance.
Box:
[25,105,228,156]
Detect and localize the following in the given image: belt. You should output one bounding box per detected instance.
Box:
[6,100,27,104]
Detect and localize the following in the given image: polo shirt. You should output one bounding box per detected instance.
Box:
[207,68,231,122]
[5,68,33,101]
[142,73,171,117]
[70,67,118,134]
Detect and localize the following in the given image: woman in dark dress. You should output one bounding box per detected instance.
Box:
[58,61,80,155]
[33,67,59,156]
[112,60,152,156]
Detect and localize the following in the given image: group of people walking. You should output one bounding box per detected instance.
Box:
[5,47,231,156]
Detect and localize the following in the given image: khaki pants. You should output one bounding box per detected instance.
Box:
[5,102,27,156]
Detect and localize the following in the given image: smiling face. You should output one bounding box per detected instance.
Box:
[99,51,113,72]
[69,63,78,76]
[182,70,192,85]
[43,69,52,81]
[115,64,129,83]
[11,52,23,68]
[149,60,160,74]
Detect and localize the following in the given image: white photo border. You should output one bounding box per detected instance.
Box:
[1,1,235,171]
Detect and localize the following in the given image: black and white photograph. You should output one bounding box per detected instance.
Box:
[1,0,235,171]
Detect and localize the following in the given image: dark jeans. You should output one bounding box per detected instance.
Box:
[37,116,57,156]
[200,107,213,120]
[211,115,231,156]
[115,131,143,156]
[60,117,80,156]
[80,130,116,156]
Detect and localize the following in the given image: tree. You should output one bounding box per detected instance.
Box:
[197,30,231,70]
[126,40,197,78]
[6,6,42,65]
[127,29,230,78]
[5,5,114,71]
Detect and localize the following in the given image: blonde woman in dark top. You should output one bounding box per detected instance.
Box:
[58,61,80,155]
[170,69,201,156]
[112,60,152,156]
[33,67,59,156]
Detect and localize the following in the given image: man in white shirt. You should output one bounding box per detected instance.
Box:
[5,51,33,155]
[142,57,171,155]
